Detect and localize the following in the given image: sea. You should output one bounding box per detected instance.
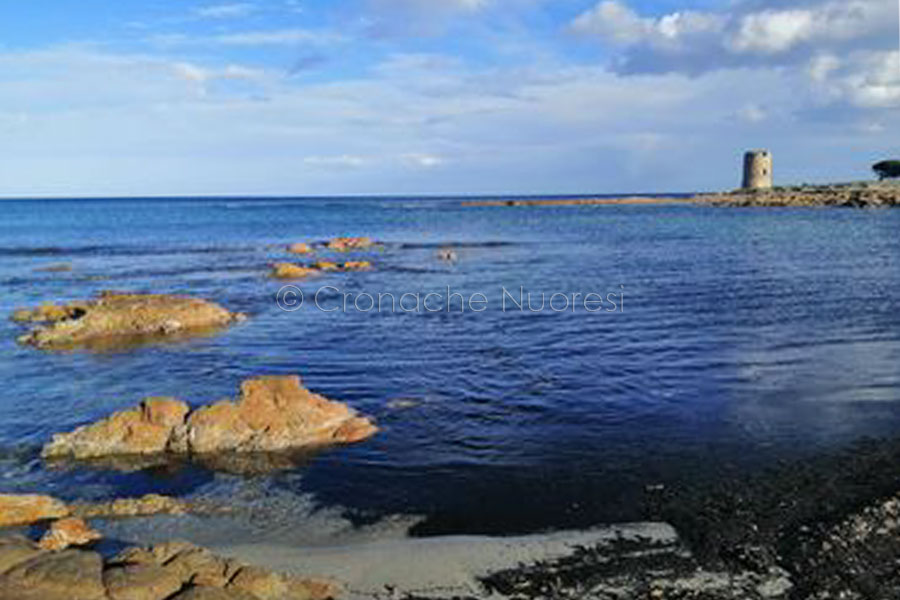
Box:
[2,196,900,540]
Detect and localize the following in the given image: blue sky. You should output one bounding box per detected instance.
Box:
[0,0,897,197]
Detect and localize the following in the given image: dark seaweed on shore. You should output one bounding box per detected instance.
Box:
[397,437,900,600]
[658,436,900,598]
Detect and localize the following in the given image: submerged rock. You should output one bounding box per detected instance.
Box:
[38,518,102,551]
[35,263,74,273]
[325,237,374,252]
[1,493,205,528]
[269,263,319,279]
[42,375,377,465]
[286,243,313,255]
[71,494,198,519]
[14,292,245,350]
[0,494,69,527]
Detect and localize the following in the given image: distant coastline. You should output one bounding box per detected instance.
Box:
[463,181,900,209]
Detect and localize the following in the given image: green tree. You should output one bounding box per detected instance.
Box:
[872,160,900,180]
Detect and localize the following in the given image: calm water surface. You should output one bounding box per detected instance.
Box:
[2,197,900,535]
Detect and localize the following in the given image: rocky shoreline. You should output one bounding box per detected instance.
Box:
[698,181,900,208]
[458,182,900,209]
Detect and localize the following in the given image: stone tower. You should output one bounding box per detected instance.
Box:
[742,150,773,190]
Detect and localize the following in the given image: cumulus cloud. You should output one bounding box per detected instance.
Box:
[571,1,724,48]
[572,0,897,73]
[811,51,900,109]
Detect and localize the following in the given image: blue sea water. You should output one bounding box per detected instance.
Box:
[2,196,900,535]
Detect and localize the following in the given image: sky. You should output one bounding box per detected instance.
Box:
[0,0,897,197]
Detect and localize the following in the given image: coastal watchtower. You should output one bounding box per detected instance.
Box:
[742,150,773,190]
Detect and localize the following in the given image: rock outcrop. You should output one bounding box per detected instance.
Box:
[698,182,900,208]
[42,376,377,464]
[325,237,374,252]
[341,261,371,271]
[311,261,339,271]
[14,292,245,349]
[38,518,102,551]
[1,494,206,529]
[0,494,69,527]
[0,537,338,600]
[0,540,107,600]
[286,243,313,255]
[269,263,319,279]
[71,494,199,519]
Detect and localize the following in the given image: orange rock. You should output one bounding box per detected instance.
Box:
[312,261,340,271]
[270,263,319,279]
[228,565,340,600]
[71,494,195,519]
[42,398,190,460]
[286,243,313,255]
[38,518,102,551]
[342,261,372,271]
[0,547,107,600]
[15,293,244,349]
[42,376,378,465]
[0,494,70,527]
[186,375,378,454]
[103,563,184,600]
[325,237,374,252]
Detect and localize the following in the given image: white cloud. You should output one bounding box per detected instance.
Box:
[0,41,897,198]
[194,3,257,19]
[572,0,897,73]
[303,155,370,168]
[571,1,724,48]
[215,29,339,46]
[814,51,900,109]
[402,153,445,168]
[149,29,342,48]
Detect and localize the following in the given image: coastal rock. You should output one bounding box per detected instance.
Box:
[38,518,102,551]
[287,243,313,255]
[270,263,319,279]
[699,182,900,208]
[15,292,244,349]
[42,398,191,460]
[341,261,372,271]
[325,237,374,252]
[42,375,377,465]
[169,587,259,600]
[0,537,337,600]
[0,494,70,527]
[0,547,107,600]
[113,542,339,600]
[35,263,74,273]
[185,375,378,454]
[311,261,340,271]
[12,303,87,323]
[0,536,46,573]
[228,565,341,600]
[71,494,195,519]
[103,563,184,600]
